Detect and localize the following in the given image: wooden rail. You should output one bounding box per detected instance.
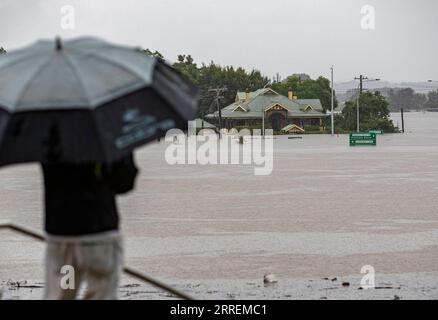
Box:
[0,221,194,300]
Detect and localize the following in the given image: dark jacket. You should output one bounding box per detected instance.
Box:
[41,155,138,236]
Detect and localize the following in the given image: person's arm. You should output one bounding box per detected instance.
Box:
[109,154,139,194]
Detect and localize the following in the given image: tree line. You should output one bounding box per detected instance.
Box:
[0,45,407,133]
[386,88,438,111]
[344,87,438,112]
[159,51,397,133]
[137,49,336,117]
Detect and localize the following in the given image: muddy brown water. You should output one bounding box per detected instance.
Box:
[1,112,438,299]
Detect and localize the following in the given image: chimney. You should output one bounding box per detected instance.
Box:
[245,88,250,101]
[288,87,293,100]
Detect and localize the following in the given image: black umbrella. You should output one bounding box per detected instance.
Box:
[0,37,198,166]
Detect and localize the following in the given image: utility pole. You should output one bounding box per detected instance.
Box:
[353,75,380,132]
[401,108,405,133]
[354,75,366,132]
[262,108,265,137]
[330,66,334,136]
[354,75,368,94]
[209,87,227,135]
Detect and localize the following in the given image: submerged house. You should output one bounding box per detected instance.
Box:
[206,88,328,132]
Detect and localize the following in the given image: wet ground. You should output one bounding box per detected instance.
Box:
[1,112,438,300]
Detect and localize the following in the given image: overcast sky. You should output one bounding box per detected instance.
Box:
[1,0,437,83]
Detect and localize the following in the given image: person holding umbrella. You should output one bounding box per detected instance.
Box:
[0,37,198,299]
[42,154,138,299]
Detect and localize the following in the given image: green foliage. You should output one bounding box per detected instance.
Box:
[271,74,337,113]
[138,48,164,62]
[387,87,427,111]
[140,51,333,118]
[424,90,438,109]
[0,47,6,54]
[173,54,200,84]
[337,91,398,133]
[172,57,269,117]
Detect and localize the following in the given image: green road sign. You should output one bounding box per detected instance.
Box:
[368,130,383,135]
[350,132,377,146]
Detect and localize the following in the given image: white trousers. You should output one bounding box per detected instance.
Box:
[43,231,123,300]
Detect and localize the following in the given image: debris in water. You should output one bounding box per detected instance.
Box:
[6,280,42,289]
[121,283,140,288]
[263,274,278,285]
[342,282,350,287]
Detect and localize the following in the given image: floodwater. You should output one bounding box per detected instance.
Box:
[1,111,438,299]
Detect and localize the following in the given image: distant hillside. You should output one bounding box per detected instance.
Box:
[335,81,438,103]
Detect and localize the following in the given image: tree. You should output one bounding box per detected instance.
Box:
[173,58,269,117]
[137,48,164,62]
[271,74,338,113]
[387,88,426,111]
[173,54,200,84]
[338,91,398,133]
[411,92,427,111]
[137,50,270,117]
[0,47,6,54]
[424,90,438,109]
[137,49,337,118]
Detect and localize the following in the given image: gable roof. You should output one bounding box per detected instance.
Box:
[232,105,248,112]
[264,102,290,112]
[303,105,314,112]
[212,88,326,119]
[296,99,323,111]
[281,124,305,133]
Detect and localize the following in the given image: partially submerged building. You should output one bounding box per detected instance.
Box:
[206,88,328,132]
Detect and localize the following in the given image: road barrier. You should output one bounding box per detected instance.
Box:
[350,132,377,146]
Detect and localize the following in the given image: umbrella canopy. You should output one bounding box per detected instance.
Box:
[0,37,198,166]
